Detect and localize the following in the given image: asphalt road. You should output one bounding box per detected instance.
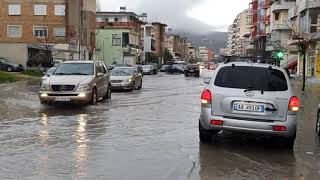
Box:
[0,71,320,180]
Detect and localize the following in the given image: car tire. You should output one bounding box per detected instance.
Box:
[138,80,142,90]
[316,112,320,136]
[199,120,218,143]
[91,88,98,105]
[104,84,112,100]
[6,66,13,72]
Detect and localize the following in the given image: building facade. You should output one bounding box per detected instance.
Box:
[96,11,143,65]
[0,0,96,67]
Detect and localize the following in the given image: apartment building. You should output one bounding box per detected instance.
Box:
[152,22,167,63]
[96,11,143,65]
[288,0,320,77]
[0,0,96,67]
[165,34,189,60]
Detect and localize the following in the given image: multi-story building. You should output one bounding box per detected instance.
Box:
[227,9,252,56]
[0,0,96,67]
[288,0,320,77]
[152,22,167,63]
[96,11,143,65]
[165,34,187,59]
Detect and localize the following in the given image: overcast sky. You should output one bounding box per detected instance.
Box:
[98,0,251,33]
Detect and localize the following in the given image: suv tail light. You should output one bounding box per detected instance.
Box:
[289,96,299,112]
[201,89,212,105]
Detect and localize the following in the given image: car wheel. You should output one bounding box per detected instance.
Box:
[199,120,218,143]
[104,84,112,100]
[316,112,320,136]
[91,88,98,105]
[6,66,13,72]
[138,80,142,90]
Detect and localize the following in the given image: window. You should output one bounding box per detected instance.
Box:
[34,5,47,16]
[7,25,22,38]
[122,33,129,47]
[275,12,280,21]
[54,5,65,16]
[214,66,288,91]
[53,27,66,37]
[112,34,122,46]
[8,4,21,15]
[34,26,47,38]
[105,18,109,22]
[114,18,119,22]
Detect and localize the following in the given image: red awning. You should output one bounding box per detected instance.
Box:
[286,60,297,70]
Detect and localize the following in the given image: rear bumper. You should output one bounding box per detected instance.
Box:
[39,91,92,105]
[200,108,297,137]
[184,70,200,74]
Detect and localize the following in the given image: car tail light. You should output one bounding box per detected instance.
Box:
[210,120,223,126]
[273,125,286,132]
[289,96,299,112]
[201,89,212,104]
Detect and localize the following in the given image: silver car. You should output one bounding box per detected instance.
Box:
[199,62,299,147]
[110,67,143,90]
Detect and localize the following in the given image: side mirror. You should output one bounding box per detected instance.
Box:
[204,77,211,85]
[97,73,104,77]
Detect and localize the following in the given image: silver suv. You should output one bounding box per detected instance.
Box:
[199,62,299,147]
[39,60,111,105]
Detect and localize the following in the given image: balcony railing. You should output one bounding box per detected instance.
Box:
[297,0,320,13]
[273,22,291,30]
[271,1,296,12]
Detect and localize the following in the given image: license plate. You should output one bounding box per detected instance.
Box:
[55,97,71,102]
[189,70,194,72]
[113,84,121,87]
[233,103,265,113]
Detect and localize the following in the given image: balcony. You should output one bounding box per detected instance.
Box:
[273,22,291,30]
[288,7,297,19]
[271,1,295,12]
[297,0,320,12]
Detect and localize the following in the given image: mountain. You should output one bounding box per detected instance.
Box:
[174,31,228,53]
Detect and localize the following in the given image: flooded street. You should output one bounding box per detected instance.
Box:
[0,73,320,180]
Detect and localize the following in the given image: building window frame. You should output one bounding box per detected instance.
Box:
[112,34,122,46]
[53,27,66,37]
[34,4,47,16]
[7,25,22,38]
[33,26,48,38]
[54,4,65,16]
[8,4,21,16]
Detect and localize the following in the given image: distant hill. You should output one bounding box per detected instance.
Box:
[174,31,228,54]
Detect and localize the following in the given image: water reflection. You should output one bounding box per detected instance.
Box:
[198,138,296,179]
[74,114,89,179]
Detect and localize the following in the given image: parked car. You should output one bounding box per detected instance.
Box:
[41,67,56,84]
[166,64,184,74]
[199,62,299,148]
[0,57,24,72]
[160,65,170,72]
[39,60,111,105]
[142,65,157,75]
[110,67,142,91]
[184,64,200,77]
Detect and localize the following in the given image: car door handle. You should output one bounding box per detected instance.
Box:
[266,107,277,112]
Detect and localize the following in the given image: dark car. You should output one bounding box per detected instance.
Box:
[184,64,200,77]
[160,65,170,72]
[166,64,184,74]
[0,58,24,72]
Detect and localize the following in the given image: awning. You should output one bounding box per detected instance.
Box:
[286,60,298,70]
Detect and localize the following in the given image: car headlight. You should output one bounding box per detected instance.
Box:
[127,77,133,82]
[76,84,91,92]
[40,83,50,91]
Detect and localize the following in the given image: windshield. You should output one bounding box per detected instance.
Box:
[46,68,56,74]
[53,63,94,75]
[142,65,152,69]
[111,68,134,76]
[214,66,288,91]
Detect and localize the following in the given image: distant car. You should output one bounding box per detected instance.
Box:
[41,67,56,84]
[39,60,111,105]
[0,57,24,72]
[184,64,200,77]
[199,62,299,148]
[142,65,157,75]
[166,64,184,74]
[160,65,170,72]
[110,67,142,91]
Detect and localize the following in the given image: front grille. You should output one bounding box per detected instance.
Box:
[111,80,122,83]
[51,85,76,92]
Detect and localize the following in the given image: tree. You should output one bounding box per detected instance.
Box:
[163,48,173,64]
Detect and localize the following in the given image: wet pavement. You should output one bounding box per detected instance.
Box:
[0,72,320,180]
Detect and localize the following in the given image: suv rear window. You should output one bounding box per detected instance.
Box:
[214,66,288,91]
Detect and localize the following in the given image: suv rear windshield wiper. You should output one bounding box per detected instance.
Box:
[244,87,264,95]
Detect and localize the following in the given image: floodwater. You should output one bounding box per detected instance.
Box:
[0,72,320,180]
